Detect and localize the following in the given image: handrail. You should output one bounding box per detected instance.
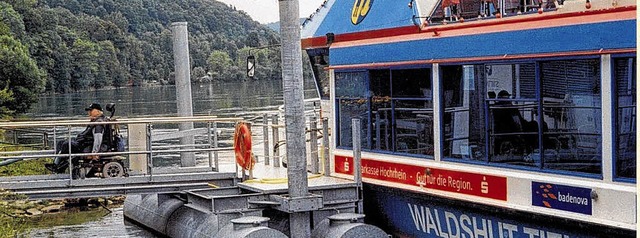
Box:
[0,116,244,128]
[0,147,235,161]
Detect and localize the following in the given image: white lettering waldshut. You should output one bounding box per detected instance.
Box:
[407,203,571,238]
[557,192,589,206]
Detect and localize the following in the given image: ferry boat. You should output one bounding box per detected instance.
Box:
[301,0,636,237]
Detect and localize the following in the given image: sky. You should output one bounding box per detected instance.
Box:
[216,0,325,24]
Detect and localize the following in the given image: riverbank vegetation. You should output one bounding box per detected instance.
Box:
[0,190,125,238]
[0,0,284,118]
[0,158,50,177]
[0,143,127,237]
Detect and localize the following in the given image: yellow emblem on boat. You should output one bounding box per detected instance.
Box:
[351,0,373,25]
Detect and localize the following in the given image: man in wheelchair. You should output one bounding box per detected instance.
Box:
[45,103,126,178]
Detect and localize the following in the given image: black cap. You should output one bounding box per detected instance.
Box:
[85,103,102,111]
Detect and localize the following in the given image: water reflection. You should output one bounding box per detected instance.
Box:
[28,80,291,119]
[29,207,156,238]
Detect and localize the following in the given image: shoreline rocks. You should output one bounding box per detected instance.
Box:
[1,195,126,217]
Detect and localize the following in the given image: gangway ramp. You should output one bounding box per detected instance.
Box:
[0,171,236,200]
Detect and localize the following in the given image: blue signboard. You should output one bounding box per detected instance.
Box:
[532,182,592,215]
[363,185,608,238]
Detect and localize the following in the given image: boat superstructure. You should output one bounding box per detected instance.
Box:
[302,0,636,237]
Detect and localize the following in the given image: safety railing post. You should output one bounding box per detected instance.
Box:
[67,125,72,185]
[42,132,48,150]
[272,114,280,167]
[263,114,270,166]
[146,123,153,179]
[213,122,219,172]
[322,118,330,177]
[352,118,363,214]
[310,116,319,174]
[52,127,57,153]
[207,122,213,170]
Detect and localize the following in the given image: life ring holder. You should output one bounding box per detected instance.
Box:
[234,122,254,171]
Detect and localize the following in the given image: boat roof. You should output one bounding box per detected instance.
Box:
[301,0,429,38]
[301,0,636,68]
[301,0,637,51]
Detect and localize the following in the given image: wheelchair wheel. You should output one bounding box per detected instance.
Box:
[102,161,124,178]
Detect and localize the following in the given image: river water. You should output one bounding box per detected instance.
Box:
[25,79,318,237]
[27,80,292,119]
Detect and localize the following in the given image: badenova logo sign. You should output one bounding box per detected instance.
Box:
[351,0,374,25]
[532,182,592,215]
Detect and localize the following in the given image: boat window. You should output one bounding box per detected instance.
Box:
[428,0,557,24]
[614,57,636,179]
[486,63,538,167]
[443,65,487,160]
[540,59,601,174]
[336,71,369,148]
[307,49,330,99]
[389,68,433,156]
[370,69,392,151]
[335,68,433,157]
[444,60,602,175]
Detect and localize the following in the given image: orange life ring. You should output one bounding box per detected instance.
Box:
[234,122,254,170]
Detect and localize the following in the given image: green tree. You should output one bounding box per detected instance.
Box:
[70,38,98,91]
[0,2,26,40]
[207,50,233,81]
[0,85,15,116]
[51,48,72,93]
[2,0,284,98]
[191,66,206,82]
[0,34,45,115]
[95,40,121,88]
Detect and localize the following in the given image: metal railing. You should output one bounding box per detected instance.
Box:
[0,111,332,185]
[0,116,243,183]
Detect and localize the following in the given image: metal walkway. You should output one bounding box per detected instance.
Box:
[0,113,325,201]
[0,116,247,200]
[0,171,236,200]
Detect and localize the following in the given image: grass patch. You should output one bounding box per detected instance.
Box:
[0,144,52,177]
[0,215,31,238]
[0,190,29,238]
[0,158,51,177]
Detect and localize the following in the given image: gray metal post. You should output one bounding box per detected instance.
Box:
[207,122,213,169]
[263,114,270,166]
[147,124,153,179]
[272,114,280,167]
[52,127,57,154]
[171,22,195,167]
[322,118,330,177]
[310,117,319,174]
[279,0,310,236]
[213,122,219,172]
[352,119,363,214]
[67,126,72,185]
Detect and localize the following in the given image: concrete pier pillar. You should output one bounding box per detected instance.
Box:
[171,22,195,167]
[128,124,148,174]
[279,0,311,237]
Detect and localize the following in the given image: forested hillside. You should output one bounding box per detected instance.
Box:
[0,0,283,115]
